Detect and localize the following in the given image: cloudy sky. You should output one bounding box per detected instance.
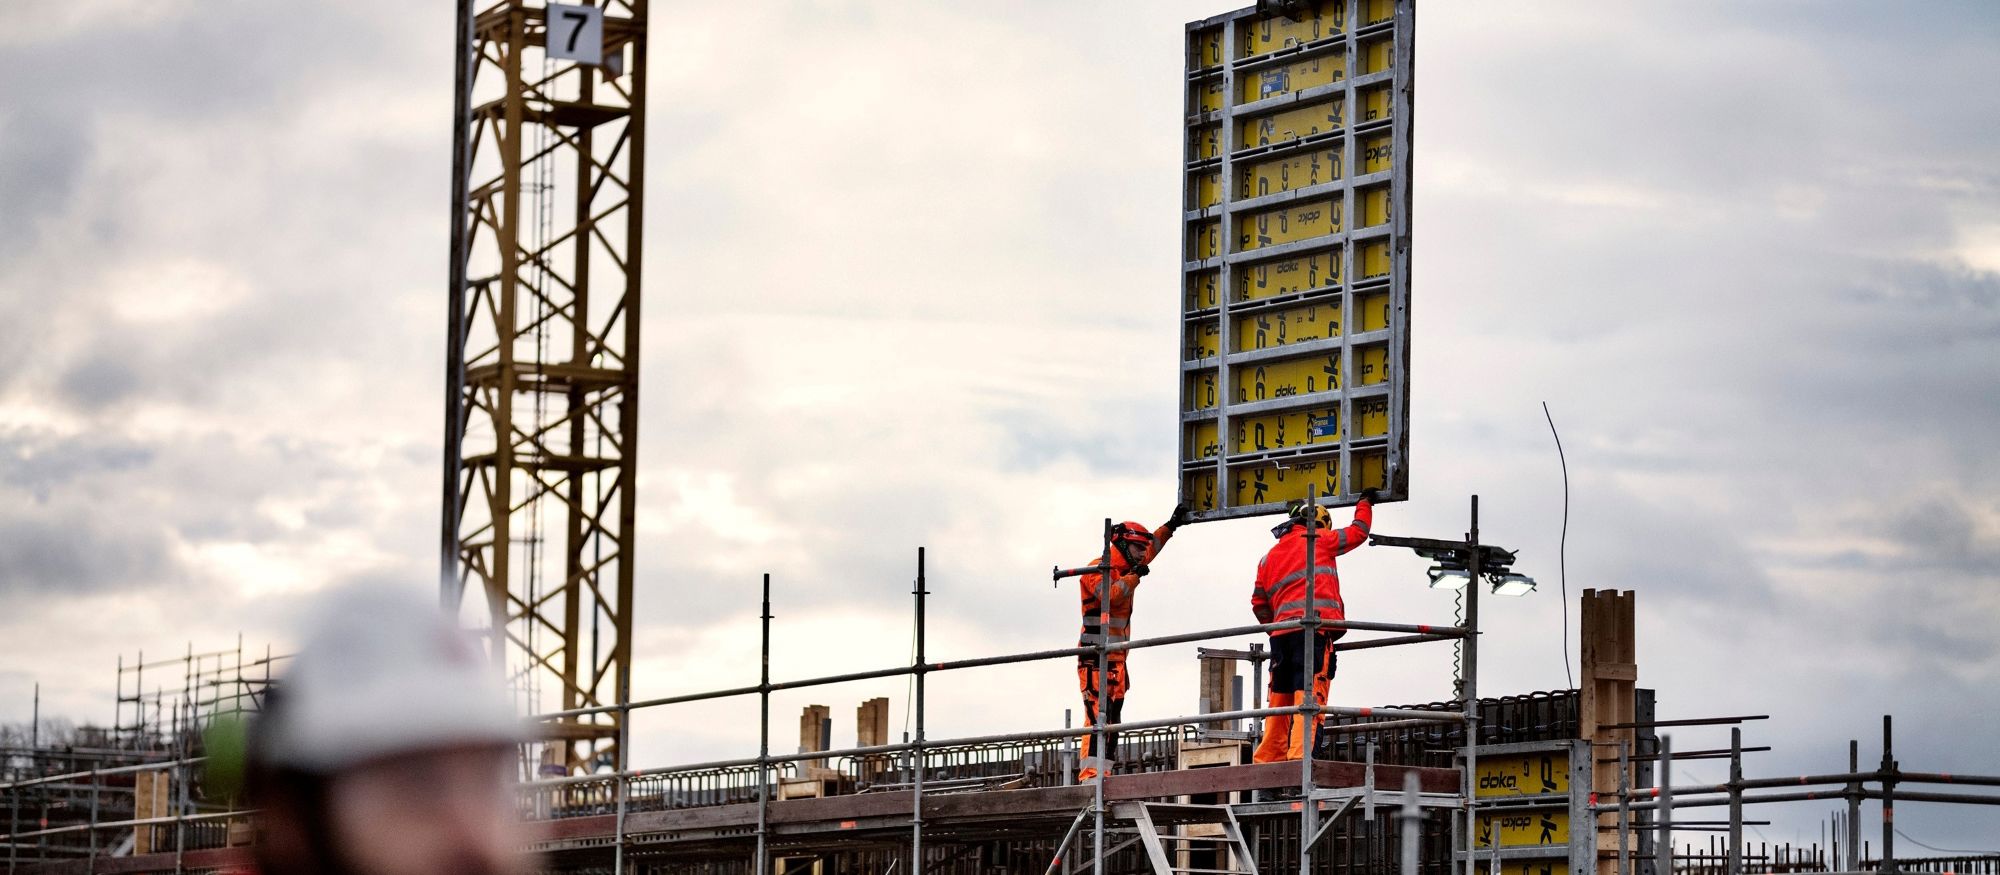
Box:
[3,0,1998,850]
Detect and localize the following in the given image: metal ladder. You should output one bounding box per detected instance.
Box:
[1118,801,1260,875]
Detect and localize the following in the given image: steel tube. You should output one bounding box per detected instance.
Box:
[1881,715,1895,875]
[754,574,771,875]
[1093,519,1110,875]
[911,548,927,874]
[1301,488,1320,875]
[1846,740,1861,871]
[1656,734,1673,875]
[613,705,628,875]
[1618,742,1631,875]
[1400,770,1421,875]
[528,618,1466,722]
[1461,495,1480,875]
[1728,728,1743,875]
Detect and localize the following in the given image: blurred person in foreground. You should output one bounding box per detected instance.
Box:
[245,585,530,875]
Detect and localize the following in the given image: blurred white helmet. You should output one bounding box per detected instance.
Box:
[256,585,526,773]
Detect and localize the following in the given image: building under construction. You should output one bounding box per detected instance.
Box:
[4,1,1999,874]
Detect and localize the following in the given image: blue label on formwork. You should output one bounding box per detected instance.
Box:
[1308,415,1338,437]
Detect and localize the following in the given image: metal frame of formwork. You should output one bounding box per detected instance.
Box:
[1592,717,2000,875]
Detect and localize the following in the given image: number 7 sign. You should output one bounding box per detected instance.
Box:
[546,3,603,66]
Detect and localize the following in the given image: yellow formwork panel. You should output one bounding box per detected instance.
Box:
[1353,394,1390,437]
[1232,456,1342,509]
[1350,448,1388,493]
[1474,811,1568,849]
[1238,99,1344,149]
[1191,77,1227,115]
[1189,122,1222,162]
[1237,0,1344,60]
[1236,198,1340,253]
[1361,36,1394,74]
[1184,467,1221,512]
[1241,52,1344,104]
[1233,405,1340,454]
[1189,219,1222,261]
[1359,185,1391,229]
[1190,27,1224,72]
[1355,290,1390,332]
[1357,239,1391,278]
[1191,169,1222,211]
[1187,320,1223,360]
[1476,752,1571,799]
[1355,344,1390,385]
[1358,82,1392,123]
[1233,351,1341,403]
[1186,370,1220,411]
[1359,132,1392,175]
[1238,145,1341,200]
[1233,300,1341,353]
[1187,269,1221,310]
[1237,249,1341,302]
[1186,421,1222,461]
[1362,0,1396,27]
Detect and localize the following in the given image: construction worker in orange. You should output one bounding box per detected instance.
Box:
[1071,504,1188,782]
[1251,489,1375,764]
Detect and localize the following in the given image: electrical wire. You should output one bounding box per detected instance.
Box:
[1895,827,1999,855]
[1541,402,1574,690]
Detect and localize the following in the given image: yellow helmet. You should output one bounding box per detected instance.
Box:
[1272,503,1333,538]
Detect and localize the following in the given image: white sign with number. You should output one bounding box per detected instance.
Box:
[546,3,603,66]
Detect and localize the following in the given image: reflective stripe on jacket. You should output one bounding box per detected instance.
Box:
[1251,501,1372,626]
[1078,522,1176,650]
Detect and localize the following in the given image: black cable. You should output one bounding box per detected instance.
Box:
[1896,827,1999,855]
[1542,402,1574,690]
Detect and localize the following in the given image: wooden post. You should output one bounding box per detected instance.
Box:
[1582,589,1637,875]
[798,704,831,773]
[1198,653,1236,737]
[856,697,890,782]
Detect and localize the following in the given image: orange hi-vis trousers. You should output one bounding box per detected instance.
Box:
[1076,658,1129,781]
[1253,630,1337,763]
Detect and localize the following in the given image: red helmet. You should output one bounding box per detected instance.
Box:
[1109,521,1155,551]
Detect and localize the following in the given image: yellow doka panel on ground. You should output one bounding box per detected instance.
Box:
[1233,301,1340,353]
[1236,198,1340,252]
[1474,811,1568,849]
[1233,351,1341,403]
[1238,145,1341,200]
[1237,249,1340,302]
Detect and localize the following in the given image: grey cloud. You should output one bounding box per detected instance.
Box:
[0,506,178,600]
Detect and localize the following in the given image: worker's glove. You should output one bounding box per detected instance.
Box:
[1359,488,1380,503]
[1167,503,1190,529]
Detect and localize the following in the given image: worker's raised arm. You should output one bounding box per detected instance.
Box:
[1326,490,1376,557]
[1145,503,1190,565]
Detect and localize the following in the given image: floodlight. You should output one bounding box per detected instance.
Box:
[1426,566,1471,591]
[1488,574,1538,597]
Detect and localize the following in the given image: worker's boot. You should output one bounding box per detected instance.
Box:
[1252,692,1295,764]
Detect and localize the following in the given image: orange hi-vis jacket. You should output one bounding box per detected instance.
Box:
[1077,523,1176,658]
[1252,501,1372,626]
